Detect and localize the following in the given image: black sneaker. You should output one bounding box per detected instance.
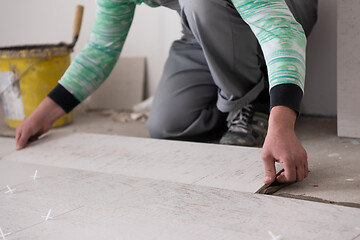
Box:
[219,104,268,147]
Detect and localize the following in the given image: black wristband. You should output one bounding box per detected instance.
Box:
[48,84,80,113]
[269,84,303,115]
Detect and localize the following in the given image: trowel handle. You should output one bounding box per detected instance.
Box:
[73,5,84,39]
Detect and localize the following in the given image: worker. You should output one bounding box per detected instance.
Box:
[15,0,318,185]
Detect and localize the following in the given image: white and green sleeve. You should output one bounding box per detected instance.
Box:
[49,0,142,112]
[231,0,307,112]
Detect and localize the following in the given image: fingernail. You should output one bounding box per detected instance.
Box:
[264,176,272,182]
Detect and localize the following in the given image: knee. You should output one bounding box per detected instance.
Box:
[147,111,186,139]
[147,114,167,139]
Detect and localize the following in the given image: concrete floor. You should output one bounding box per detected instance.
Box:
[276,117,360,206]
[0,107,359,207]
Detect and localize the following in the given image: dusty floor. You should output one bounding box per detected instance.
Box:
[2,133,359,239]
[0,107,359,207]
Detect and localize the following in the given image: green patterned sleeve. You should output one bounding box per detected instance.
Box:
[59,0,138,102]
[231,0,307,92]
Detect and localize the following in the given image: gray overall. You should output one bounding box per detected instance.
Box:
[147,0,318,139]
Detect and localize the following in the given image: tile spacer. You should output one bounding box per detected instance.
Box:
[4,185,15,194]
[0,227,11,240]
[30,170,39,180]
[268,230,282,240]
[41,209,53,222]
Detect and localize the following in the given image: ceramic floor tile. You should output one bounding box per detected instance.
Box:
[3,132,266,193]
[276,118,360,205]
[0,163,359,240]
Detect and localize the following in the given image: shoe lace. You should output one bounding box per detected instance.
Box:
[227,104,254,133]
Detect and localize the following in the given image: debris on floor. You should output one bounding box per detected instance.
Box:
[85,109,148,123]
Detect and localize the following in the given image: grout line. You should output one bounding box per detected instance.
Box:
[255,172,360,210]
[350,233,360,240]
[3,206,84,237]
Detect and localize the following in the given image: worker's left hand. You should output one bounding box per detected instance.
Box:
[261,106,308,184]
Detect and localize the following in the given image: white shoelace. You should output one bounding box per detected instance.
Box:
[227,104,254,133]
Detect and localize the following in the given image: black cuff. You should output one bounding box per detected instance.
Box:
[269,84,303,115]
[48,84,80,113]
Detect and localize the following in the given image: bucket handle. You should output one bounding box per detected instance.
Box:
[0,57,47,97]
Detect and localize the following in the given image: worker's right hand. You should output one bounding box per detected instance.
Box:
[261,106,308,184]
[15,97,66,150]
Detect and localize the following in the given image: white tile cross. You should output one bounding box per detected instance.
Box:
[0,227,11,240]
[41,209,53,222]
[268,230,282,240]
[30,170,39,180]
[3,185,15,194]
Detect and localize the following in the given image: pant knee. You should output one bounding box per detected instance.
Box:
[147,112,187,139]
[147,116,167,139]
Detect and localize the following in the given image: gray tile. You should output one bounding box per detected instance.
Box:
[0,161,359,240]
[4,132,265,193]
[0,137,15,158]
[275,117,360,205]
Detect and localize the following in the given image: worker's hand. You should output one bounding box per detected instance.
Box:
[15,97,65,150]
[261,106,308,184]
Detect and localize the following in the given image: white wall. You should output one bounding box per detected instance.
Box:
[0,0,181,97]
[337,0,360,138]
[122,5,181,96]
[0,0,336,116]
[301,0,337,116]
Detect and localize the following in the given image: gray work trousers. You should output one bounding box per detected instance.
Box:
[148,0,318,139]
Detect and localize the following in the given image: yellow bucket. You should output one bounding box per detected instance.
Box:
[0,45,72,129]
